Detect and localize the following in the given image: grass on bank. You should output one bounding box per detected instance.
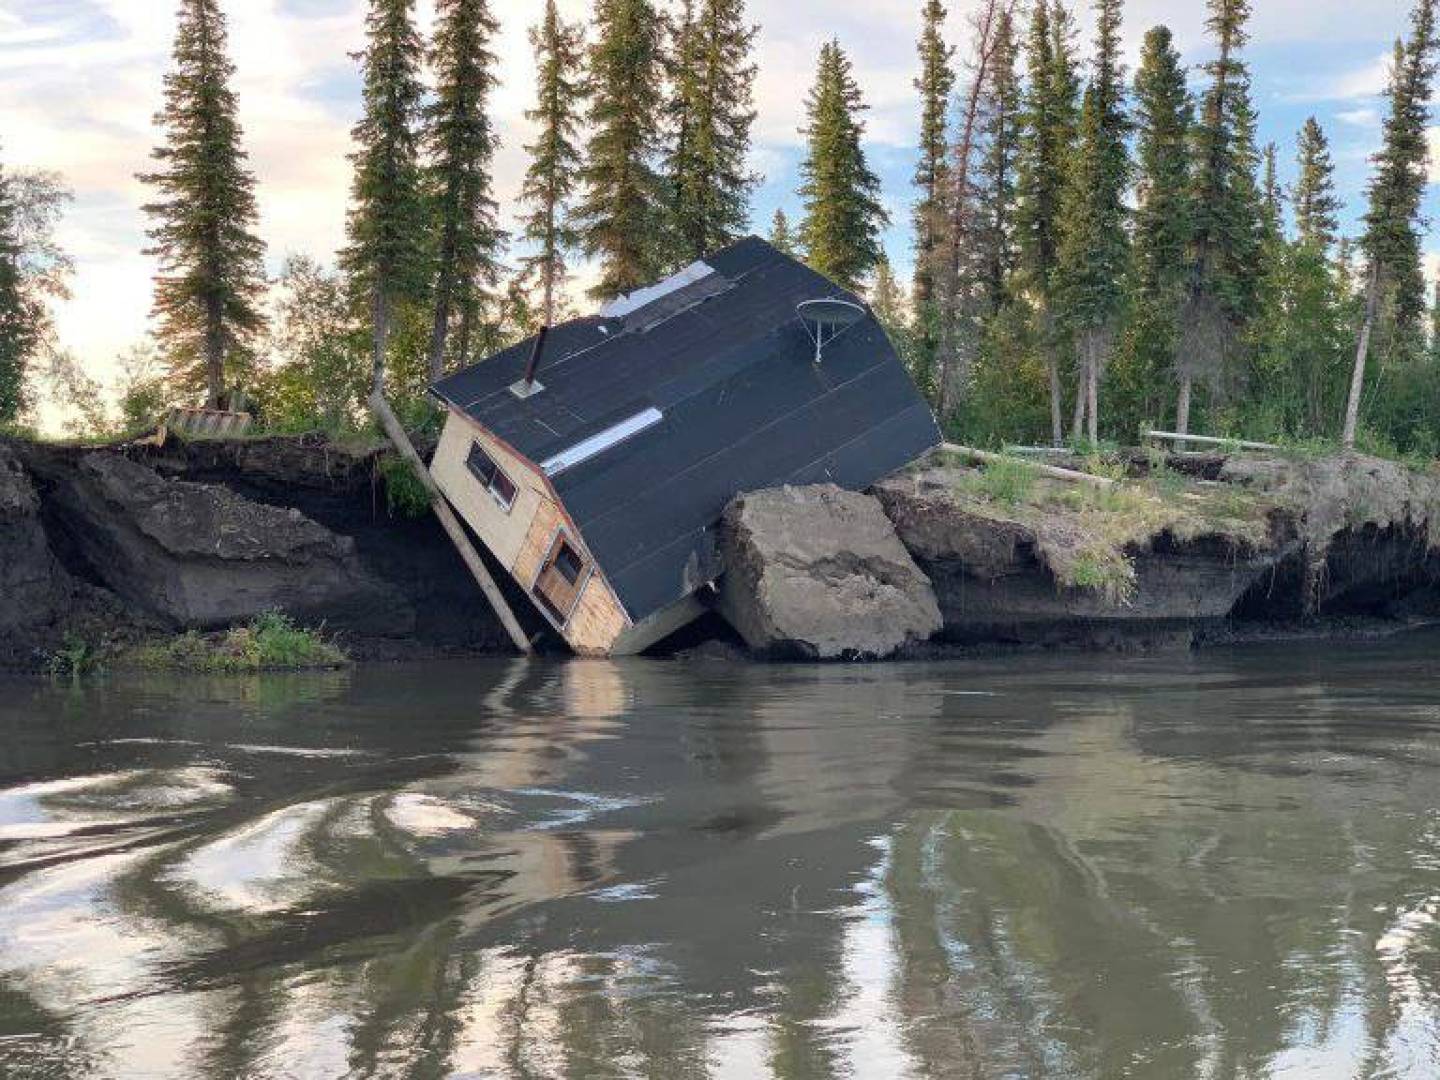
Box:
[125,612,348,673]
[936,447,1274,606]
[47,612,348,678]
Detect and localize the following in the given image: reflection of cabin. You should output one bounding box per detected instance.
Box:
[429,237,940,656]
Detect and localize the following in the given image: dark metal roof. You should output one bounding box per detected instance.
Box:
[432,236,941,623]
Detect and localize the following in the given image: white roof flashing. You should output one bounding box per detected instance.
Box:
[541,408,665,477]
[598,261,715,319]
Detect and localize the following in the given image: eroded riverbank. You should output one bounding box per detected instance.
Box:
[4,433,1439,667]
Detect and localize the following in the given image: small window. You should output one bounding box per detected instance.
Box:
[552,541,584,585]
[466,443,516,511]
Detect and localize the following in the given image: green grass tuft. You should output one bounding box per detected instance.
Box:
[125,612,348,673]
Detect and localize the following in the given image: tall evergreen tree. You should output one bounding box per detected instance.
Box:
[517,0,585,327]
[977,9,1023,313]
[1128,25,1193,432]
[0,168,73,428]
[769,208,797,256]
[934,0,1015,418]
[1016,0,1080,443]
[425,0,502,380]
[576,0,666,299]
[1179,0,1262,437]
[1345,0,1439,447]
[912,0,954,312]
[342,0,429,397]
[1261,142,1283,241]
[1055,0,1129,443]
[139,0,266,407]
[1292,117,1340,252]
[664,0,758,261]
[797,39,888,290]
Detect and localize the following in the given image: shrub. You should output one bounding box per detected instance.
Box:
[377,452,433,519]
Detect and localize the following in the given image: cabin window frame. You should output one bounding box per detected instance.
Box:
[466,441,517,513]
[530,528,594,628]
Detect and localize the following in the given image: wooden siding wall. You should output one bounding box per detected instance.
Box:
[434,410,630,656]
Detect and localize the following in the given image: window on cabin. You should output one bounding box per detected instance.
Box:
[533,533,589,625]
[552,540,584,585]
[466,442,516,511]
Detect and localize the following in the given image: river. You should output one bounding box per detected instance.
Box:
[1,635,1438,1078]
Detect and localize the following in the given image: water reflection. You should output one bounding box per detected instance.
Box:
[0,639,1438,1077]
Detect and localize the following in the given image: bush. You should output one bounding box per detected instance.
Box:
[377,452,433,518]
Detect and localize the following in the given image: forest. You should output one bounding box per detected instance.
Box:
[1,0,1439,460]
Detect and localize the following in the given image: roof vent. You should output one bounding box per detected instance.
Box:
[796,298,866,364]
[509,325,550,399]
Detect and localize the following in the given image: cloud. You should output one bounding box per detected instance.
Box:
[1336,108,1381,128]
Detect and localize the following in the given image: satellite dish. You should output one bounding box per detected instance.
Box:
[797,298,866,364]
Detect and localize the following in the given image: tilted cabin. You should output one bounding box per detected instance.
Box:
[429,236,941,656]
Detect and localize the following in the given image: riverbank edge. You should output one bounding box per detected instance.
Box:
[4,433,1438,673]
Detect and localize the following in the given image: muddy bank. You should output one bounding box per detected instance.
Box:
[2,434,1438,669]
[0,435,532,669]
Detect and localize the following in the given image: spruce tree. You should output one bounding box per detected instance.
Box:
[576,0,666,299]
[1179,0,1262,438]
[1129,25,1193,432]
[1055,0,1129,443]
[977,9,1022,313]
[797,39,888,290]
[425,0,502,380]
[1016,0,1080,444]
[912,0,954,312]
[664,0,758,261]
[934,0,1016,417]
[139,0,266,407]
[769,208,797,256]
[1261,142,1283,241]
[1344,0,1439,447]
[342,0,430,397]
[1292,117,1341,252]
[517,0,585,327]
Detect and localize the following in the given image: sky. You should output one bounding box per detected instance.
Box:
[0,0,1437,429]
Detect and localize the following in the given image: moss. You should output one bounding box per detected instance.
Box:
[122,612,348,673]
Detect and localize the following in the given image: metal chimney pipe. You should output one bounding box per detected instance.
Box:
[522,325,550,389]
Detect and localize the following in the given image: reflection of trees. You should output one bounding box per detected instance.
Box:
[878,669,1440,1079]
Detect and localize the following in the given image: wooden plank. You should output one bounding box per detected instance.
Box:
[943,443,1116,488]
[1145,430,1279,452]
[369,390,532,654]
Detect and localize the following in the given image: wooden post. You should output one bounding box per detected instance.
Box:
[1144,430,1279,452]
[369,390,532,654]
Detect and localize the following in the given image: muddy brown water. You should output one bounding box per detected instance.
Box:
[1,636,1438,1079]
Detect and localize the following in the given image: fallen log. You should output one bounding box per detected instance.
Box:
[942,443,1117,488]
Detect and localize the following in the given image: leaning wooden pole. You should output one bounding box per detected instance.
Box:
[369,390,532,654]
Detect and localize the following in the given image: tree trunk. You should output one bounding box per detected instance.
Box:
[371,288,390,398]
[428,265,455,384]
[205,293,225,409]
[1175,373,1192,452]
[1047,351,1063,448]
[1086,342,1099,445]
[1343,262,1381,451]
[1070,342,1087,443]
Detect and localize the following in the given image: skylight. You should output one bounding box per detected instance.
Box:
[540,408,664,477]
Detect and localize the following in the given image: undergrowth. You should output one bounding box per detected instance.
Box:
[125,612,348,673]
